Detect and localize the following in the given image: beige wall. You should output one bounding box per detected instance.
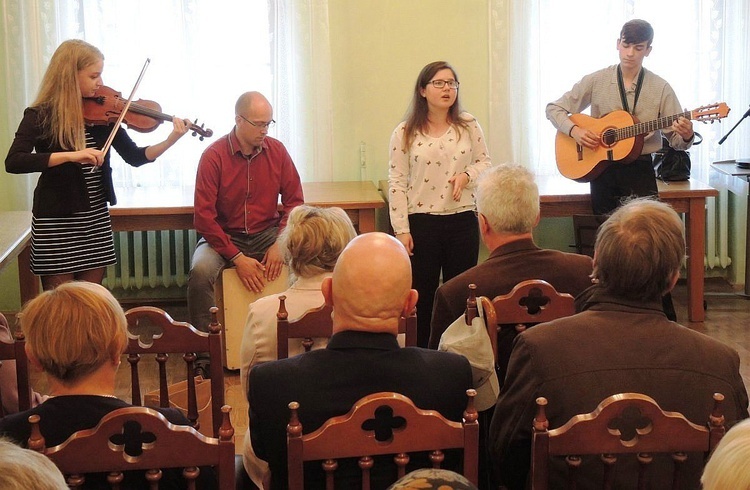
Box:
[328,0,490,183]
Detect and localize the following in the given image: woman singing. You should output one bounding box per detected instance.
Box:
[388,61,492,347]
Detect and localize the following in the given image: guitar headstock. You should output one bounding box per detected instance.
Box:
[691,102,730,123]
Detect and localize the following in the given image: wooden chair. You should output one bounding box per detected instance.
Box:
[492,280,576,382]
[492,279,576,333]
[287,389,479,489]
[572,214,608,257]
[124,306,225,437]
[276,295,334,359]
[28,405,236,489]
[276,296,418,359]
[398,308,418,348]
[531,393,726,490]
[464,284,499,489]
[0,329,31,416]
[464,284,498,364]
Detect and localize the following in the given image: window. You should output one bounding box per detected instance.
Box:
[55,0,272,189]
[490,0,750,183]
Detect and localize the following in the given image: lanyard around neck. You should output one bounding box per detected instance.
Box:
[616,64,645,114]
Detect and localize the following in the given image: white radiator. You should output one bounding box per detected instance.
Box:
[104,230,197,290]
[705,191,732,270]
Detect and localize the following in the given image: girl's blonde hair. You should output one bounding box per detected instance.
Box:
[20,281,126,384]
[32,39,103,151]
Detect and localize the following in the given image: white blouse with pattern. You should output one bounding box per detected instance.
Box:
[387,112,492,235]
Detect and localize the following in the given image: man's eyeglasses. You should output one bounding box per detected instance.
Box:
[428,79,460,89]
[238,114,276,129]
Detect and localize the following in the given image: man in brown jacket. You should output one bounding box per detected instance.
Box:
[429,163,593,380]
[489,198,749,489]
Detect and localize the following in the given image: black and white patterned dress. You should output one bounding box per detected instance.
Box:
[5,107,152,276]
[30,131,116,274]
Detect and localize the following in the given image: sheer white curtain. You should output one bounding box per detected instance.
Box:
[1,0,331,199]
[271,0,333,182]
[489,0,750,181]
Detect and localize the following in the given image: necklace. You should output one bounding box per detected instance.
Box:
[48,393,119,399]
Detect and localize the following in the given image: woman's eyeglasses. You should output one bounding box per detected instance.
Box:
[428,79,460,89]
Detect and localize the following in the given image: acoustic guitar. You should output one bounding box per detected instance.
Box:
[555,102,730,182]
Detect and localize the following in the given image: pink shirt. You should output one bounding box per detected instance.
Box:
[194,129,304,260]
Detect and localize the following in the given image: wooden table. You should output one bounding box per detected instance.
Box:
[379,176,717,322]
[0,211,37,305]
[536,175,717,322]
[109,181,385,233]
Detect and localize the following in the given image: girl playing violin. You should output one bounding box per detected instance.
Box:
[4,39,190,291]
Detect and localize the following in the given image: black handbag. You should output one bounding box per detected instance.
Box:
[652,132,702,181]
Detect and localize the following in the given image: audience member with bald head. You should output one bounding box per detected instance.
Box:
[247,232,473,489]
[189,90,303,376]
[325,232,417,334]
[489,198,748,489]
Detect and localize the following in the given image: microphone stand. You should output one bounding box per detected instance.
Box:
[718,104,750,145]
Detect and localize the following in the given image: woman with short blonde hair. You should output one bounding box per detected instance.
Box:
[239,205,356,487]
[702,419,750,490]
[240,205,356,385]
[0,282,204,488]
[0,438,67,490]
[278,205,357,279]
[21,281,127,383]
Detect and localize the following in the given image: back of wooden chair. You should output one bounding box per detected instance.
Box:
[276,297,418,360]
[531,393,726,490]
[276,295,334,359]
[28,405,236,490]
[0,330,31,417]
[491,279,576,383]
[464,284,498,364]
[492,279,576,330]
[124,306,225,437]
[398,308,418,347]
[287,389,479,489]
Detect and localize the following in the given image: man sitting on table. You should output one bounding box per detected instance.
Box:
[246,232,473,489]
[429,164,593,380]
[188,91,303,375]
[489,198,749,489]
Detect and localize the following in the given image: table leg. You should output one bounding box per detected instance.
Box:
[745,190,750,296]
[686,198,706,322]
[358,209,376,234]
[18,244,39,305]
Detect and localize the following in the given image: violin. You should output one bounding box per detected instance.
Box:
[82,85,213,140]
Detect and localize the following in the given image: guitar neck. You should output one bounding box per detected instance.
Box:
[617,110,691,141]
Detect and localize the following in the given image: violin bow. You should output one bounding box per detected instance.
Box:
[92,58,151,172]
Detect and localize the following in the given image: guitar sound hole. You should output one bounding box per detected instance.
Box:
[601,129,617,147]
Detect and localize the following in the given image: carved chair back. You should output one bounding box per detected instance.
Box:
[531,392,726,489]
[124,306,225,437]
[29,405,236,489]
[287,390,479,489]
